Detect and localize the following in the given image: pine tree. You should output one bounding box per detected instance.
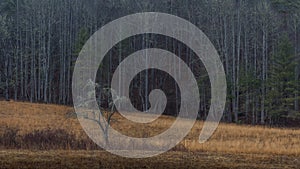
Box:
[74,27,89,56]
[266,35,298,125]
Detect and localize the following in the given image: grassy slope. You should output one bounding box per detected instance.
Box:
[0,101,300,168]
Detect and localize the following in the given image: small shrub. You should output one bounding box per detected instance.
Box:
[21,128,77,150]
[171,143,189,152]
[20,128,101,150]
[0,127,20,148]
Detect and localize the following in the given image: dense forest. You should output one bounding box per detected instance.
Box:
[0,0,300,126]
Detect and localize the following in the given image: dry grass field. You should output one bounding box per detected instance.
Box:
[0,101,300,168]
[1,150,299,169]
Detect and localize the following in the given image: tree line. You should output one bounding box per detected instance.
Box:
[0,0,300,126]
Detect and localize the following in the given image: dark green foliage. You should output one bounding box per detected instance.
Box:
[271,0,300,13]
[74,27,89,56]
[266,35,298,124]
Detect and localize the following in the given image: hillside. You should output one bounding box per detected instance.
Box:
[1,101,300,168]
[0,101,300,155]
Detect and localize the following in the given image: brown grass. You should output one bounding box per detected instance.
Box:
[0,101,300,156]
[1,150,299,169]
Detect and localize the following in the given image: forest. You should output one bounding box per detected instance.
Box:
[0,0,300,126]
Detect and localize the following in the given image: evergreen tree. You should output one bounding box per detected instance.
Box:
[266,35,298,124]
[74,27,89,56]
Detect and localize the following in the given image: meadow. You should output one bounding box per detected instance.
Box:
[0,101,300,168]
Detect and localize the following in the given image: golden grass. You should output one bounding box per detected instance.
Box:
[1,101,300,156]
